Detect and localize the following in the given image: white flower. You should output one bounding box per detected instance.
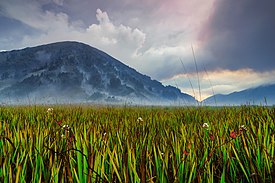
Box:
[61,134,65,138]
[103,132,107,136]
[62,125,70,130]
[202,123,209,129]
[239,125,247,131]
[47,108,53,113]
[137,117,143,122]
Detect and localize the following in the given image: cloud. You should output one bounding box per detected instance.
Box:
[85,9,146,61]
[95,9,109,24]
[52,0,64,6]
[0,0,73,32]
[199,0,275,72]
[134,45,197,79]
[162,69,275,100]
[0,1,146,65]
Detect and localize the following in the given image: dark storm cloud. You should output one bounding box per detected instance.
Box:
[201,0,275,72]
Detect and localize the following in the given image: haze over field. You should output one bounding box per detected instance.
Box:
[1,0,275,101]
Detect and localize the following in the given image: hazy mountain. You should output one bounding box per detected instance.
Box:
[0,41,196,105]
[203,84,275,106]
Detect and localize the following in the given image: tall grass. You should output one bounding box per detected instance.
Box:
[0,105,274,182]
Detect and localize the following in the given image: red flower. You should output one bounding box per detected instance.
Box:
[230,131,237,139]
[209,134,215,141]
[183,150,189,156]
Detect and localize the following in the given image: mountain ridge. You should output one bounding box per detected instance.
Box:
[203,84,275,105]
[0,41,196,105]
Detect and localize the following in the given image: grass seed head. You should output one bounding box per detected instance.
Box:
[62,125,70,131]
[202,123,209,129]
[137,117,143,122]
[239,125,247,132]
[47,107,53,113]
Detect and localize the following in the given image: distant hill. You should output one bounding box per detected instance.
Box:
[203,84,275,106]
[0,41,196,105]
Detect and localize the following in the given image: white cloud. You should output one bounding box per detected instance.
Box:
[95,9,110,24]
[85,9,146,60]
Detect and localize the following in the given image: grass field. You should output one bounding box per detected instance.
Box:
[0,105,274,182]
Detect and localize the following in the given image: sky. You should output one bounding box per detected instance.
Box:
[1,0,275,100]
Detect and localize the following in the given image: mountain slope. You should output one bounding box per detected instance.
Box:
[203,84,275,105]
[0,41,195,105]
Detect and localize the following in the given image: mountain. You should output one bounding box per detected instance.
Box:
[0,41,196,105]
[203,84,275,106]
